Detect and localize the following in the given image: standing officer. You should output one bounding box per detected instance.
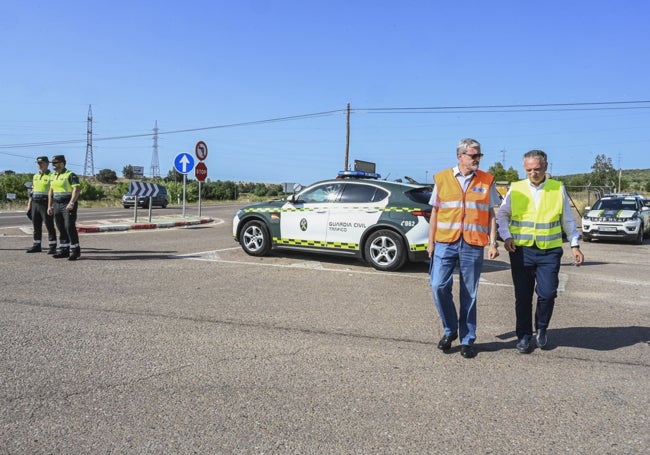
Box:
[26,156,57,254]
[47,155,81,261]
[428,138,501,359]
[497,150,584,353]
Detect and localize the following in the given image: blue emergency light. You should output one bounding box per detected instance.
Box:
[337,170,381,179]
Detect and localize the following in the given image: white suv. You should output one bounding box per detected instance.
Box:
[582,194,650,244]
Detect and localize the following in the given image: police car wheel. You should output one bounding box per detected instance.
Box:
[634,224,644,245]
[364,230,407,271]
[240,220,272,256]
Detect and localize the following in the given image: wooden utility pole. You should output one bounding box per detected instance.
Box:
[344,103,350,170]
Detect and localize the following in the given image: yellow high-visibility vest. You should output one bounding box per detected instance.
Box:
[509,179,563,249]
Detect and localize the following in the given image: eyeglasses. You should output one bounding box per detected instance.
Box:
[463,153,484,160]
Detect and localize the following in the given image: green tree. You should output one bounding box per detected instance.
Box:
[110,182,131,198]
[122,165,135,179]
[165,168,187,183]
[253,183,268,197]
[0,173,32,200]
[487,162,519,182]
[79,180,105,201]
[96,168,118,183]
[590,154,617,187]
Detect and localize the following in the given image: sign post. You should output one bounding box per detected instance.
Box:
[195,141,208,217]
[174,153,195,217]
[128,181,161,222]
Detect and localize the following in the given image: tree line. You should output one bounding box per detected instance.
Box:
[487,154,650,192]
[0,170,283,203]
[3,154,650,204]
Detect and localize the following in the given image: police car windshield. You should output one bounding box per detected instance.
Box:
[593,199,637,210]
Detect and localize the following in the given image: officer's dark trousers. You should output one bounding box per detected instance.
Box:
[53,200,79,249]
[32,199,57,246]
[508,245,563,339]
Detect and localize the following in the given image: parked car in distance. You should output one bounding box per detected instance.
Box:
[122,184,168,208]
[582,193,650,244]
[232,171,433,271]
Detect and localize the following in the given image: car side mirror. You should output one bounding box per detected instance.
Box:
[584,206,591,211]
[288,194,302,204]
[641,206,650,212]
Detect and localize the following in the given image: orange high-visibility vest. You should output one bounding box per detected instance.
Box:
[433,168,494,246]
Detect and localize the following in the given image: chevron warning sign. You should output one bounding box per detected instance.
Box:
[128,182,160,197]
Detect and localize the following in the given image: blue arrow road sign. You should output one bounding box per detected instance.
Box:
[174,153,195,174]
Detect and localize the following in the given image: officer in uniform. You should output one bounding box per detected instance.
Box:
[47,155,81,260]
[26,156,58,254]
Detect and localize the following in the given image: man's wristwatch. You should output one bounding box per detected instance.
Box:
[491,241,498,247]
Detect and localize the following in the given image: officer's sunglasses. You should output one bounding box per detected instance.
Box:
[463,153,484,160]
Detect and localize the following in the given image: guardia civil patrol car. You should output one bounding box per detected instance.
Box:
[232,171,432,271]
[582,193,650,244]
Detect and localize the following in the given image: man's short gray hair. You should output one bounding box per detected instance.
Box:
[523,149,548,165]
[457,138,481,155]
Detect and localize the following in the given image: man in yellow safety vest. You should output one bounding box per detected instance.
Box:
[47,155,81,261]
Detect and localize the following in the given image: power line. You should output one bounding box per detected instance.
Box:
[1,101,649,152]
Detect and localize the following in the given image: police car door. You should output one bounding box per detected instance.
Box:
[280,182,343,247]
[326,182,388,250]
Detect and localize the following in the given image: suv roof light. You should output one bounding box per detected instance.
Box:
[337,170,381,179]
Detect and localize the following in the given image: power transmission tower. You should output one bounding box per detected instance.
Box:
[83,105,94,177]
[150,120,160,178]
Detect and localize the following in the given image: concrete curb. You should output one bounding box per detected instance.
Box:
[77,217,213,233]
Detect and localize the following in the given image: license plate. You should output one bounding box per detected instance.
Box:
[599,226,617,232]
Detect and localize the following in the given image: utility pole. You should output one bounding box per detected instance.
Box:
[83,105,94,177]
[150,120,160,178]
[344,103,350,170]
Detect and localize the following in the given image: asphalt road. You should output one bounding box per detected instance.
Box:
[1,205,648,453]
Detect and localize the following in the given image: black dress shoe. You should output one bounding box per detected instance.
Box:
[47,246,57,255]
[460,345,476,358]
[516,335,532,354]
[437,333,458,351]
[26,245,42,253]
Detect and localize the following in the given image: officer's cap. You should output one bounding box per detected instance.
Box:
[36,156,49,163]
[50,155,66,164]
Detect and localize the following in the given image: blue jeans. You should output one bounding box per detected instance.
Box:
[430,239,484,345]
[508,246,562,339]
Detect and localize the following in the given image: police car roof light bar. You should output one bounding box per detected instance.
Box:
[337,170,381,179]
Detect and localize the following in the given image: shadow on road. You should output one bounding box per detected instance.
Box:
[76,247,181,261]
[488,326,650,352]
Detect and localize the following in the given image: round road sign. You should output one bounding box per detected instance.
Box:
[195,141,208,161]
[195,161,208,181]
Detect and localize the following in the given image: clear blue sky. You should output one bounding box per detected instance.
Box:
[1,0,649,185]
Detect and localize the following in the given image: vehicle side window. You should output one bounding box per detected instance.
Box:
[299,183,344,203]
[339,184,388,203]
